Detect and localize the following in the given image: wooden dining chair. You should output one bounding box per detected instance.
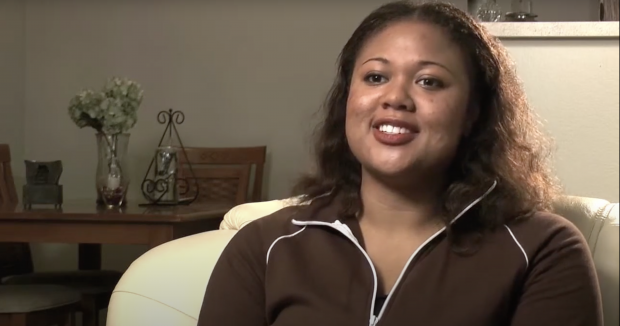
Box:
[0,144,120,326]
[1,144,80,326]
[0,144,18,205]
[179,165,251,206]
[178,146,267,204]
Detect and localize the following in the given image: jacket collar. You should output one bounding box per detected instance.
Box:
[292,180,498,228]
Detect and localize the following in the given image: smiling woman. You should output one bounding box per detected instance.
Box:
[196,1,603,326]
[345,20,473,188]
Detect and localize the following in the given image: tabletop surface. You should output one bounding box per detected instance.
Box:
[0,199,234,223]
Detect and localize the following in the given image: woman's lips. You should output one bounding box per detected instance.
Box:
[371,118,419,146]
[372,127,417,146]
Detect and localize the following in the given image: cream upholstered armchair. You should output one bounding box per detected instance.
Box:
[106,196,619,326]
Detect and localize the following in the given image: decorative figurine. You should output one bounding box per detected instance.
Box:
[23,160,64,209]
[140,109,199,206]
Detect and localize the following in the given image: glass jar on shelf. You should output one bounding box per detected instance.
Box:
[470,0,503,22]
[505,0,538,22]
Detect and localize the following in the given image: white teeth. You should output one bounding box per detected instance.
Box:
[378,124,411,134]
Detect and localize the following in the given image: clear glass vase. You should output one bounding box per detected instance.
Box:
[95,133,130,207]
[475,0,503,22]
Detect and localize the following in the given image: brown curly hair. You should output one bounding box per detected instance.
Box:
[292,1,562,236]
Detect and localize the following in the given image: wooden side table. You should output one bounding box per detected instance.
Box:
[0,200,233,270]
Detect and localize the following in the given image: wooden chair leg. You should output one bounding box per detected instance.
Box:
[80,296,99,326]
[52,306,76,326]
[63,309,75,326]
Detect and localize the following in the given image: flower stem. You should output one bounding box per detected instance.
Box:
[98,131,123,177]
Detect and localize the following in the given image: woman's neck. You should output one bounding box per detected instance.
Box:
[358,170,445,232]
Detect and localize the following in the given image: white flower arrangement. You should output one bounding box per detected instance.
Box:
[68,77,144,135]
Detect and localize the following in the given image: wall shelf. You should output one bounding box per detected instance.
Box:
[482,21,619,38]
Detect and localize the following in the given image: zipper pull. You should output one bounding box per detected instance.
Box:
[369,315,377,326]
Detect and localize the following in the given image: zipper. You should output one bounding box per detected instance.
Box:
[292,219,380,326]
[372,227,448,324]
[291,220,445,326]
[291,180,497,326]
[372,180,497,324]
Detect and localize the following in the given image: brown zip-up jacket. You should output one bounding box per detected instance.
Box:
[197,190,603,326]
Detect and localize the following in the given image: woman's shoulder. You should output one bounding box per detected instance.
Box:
[506,211,585,242]
[236,194,343,237]
[500,212,602,325]
[503,211,591,266]
[246,204,306,230]
[226,205,308,252]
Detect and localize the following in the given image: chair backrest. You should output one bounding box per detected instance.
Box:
[178,146,266,203]
[108,230,239,325]
[0,242,34,280]
[0,144,34,279]
[552,196,619,326]
[0,144,18,205]
[179,165,251,206]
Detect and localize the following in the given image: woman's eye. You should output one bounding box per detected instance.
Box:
[417,78,444,89]
[364,74,387,84]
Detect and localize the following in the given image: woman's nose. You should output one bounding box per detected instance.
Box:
[381,82,415,112]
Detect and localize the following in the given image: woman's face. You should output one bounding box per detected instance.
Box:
[345,20,474,183]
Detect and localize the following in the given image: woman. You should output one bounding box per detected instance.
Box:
[197,2,602,325]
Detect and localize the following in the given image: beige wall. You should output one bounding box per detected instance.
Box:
[0,0,25,182]
[3,0,618,274]
[22,0,393,206]
[504,38,619,202]
[21,0,395,273]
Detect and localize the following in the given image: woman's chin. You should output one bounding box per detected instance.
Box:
[364,162,415,180]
